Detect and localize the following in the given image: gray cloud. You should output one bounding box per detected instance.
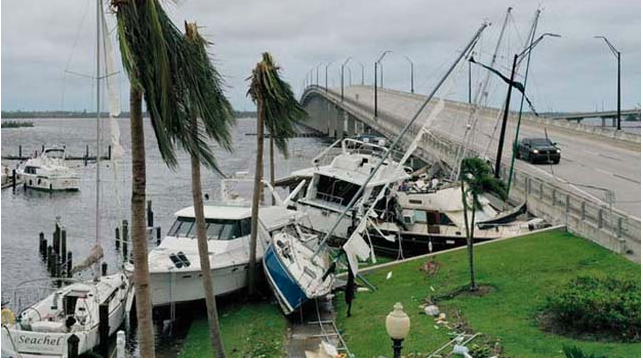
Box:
[2,0,640,113]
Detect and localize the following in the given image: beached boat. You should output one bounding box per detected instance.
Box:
[262,209,334,315]
[288,137,409,242]
[16,147,80,191]
[147,204,297,307]
[1,274,132,357]
[369,182,539,257]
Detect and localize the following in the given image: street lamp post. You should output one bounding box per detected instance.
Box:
[385,303,410,358]
[358,62,365,85]
[341,57,352,101]
[315,62,323,87]
[324,61,332,93]
[374,50,391,119]
[324,61,333,92]
[404,56,414,93]
[595,35,621,130]
[493,33,560,178]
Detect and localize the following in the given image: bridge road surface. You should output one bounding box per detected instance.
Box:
[340,85,641,218]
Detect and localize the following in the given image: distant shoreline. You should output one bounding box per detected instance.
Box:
[1,110,257,119]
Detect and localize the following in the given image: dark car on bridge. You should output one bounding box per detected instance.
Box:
[516,138,561,164]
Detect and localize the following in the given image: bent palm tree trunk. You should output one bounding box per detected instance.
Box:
[130,87,155,357]
[269,132,275,205]
[248,96,265,296]
[190,115,226,356]
[461,181,476,292]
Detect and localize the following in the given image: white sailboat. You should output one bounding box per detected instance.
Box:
[1,1,132,357]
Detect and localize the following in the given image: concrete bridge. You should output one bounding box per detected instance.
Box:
[549,109,641,126]
[300,85,641,261]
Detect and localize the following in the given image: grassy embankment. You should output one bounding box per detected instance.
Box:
[334,229,640,358]
[179,300,287,358]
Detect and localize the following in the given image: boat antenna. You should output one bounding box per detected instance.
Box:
[312,21,490,258]
[94,0,103,281]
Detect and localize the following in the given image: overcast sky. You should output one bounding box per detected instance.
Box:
[1,0,640,113]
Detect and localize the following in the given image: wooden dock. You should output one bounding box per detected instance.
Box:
[1,144,112,162]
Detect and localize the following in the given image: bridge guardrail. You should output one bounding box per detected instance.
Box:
[302,86,640,260]
[364,86,641,144]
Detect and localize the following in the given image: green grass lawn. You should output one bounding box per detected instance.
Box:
[179,299,287,358]
[335,229,641,358]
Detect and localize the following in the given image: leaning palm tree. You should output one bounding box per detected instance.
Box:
[180,22,235,358]
[246,53,307,295]
[113,0,232,356]
[459,158,506,291]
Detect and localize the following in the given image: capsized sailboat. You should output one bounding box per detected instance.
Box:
[262,181,335,315]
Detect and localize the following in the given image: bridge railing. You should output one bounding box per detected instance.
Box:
[302,86,641,260]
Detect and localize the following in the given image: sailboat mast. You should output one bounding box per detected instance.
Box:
[94,0,102,281]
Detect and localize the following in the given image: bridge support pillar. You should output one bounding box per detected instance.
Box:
[335,109,345,139]
[347,115,356,138]
[601,117,606,127]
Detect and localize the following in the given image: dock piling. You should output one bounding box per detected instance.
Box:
[156,226,161,245]
[101,262,108,276]
[53,224,61,259]
[122,220,129,261]
[60,227,67,266]
[67,334,80,358]
[147,200,154,228]
[66,251,73,277]
[115,226,120,249]
[39,232,46,260]
[11,169,16,190]
[84,145,89,167]
[18,145,22,159]
[98,303,110,357]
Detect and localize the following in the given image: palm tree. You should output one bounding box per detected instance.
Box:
[459,158,506,291]
[246,53,307,295]
[113,1,233,356]
[182,22,235,357]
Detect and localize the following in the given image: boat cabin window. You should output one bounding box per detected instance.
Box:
[168,216,251,240]
[315,175,360,206]
[24,166,38,174]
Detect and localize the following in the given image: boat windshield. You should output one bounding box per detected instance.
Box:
[168,216,251,240]
[44,149,65,159]
[315,175,360,206]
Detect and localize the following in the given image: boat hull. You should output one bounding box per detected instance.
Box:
[369,231,499,258]
[1,283,128,357]
[262,244,309,315]
[150,263,253,307]
[17,173,80,191]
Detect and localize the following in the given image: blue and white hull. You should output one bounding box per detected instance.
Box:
[262,231,334,316]
[263,244,308,315]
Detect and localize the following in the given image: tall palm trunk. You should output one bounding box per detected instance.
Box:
[269,132,275,205]
[461,181,476,292]
[248,97,265,296]
[130,87,155,357]
[190,115,226,357]
[468,206,477,291]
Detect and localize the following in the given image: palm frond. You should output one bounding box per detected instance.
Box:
[459,157,507,209]
[247,52,307,157]
[112,1,235,172]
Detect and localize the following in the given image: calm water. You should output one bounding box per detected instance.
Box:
[1,117,328,356]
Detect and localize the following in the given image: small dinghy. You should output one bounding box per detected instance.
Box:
[1,273,132,357]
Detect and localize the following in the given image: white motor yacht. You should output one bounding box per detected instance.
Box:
[16,147,80,191]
